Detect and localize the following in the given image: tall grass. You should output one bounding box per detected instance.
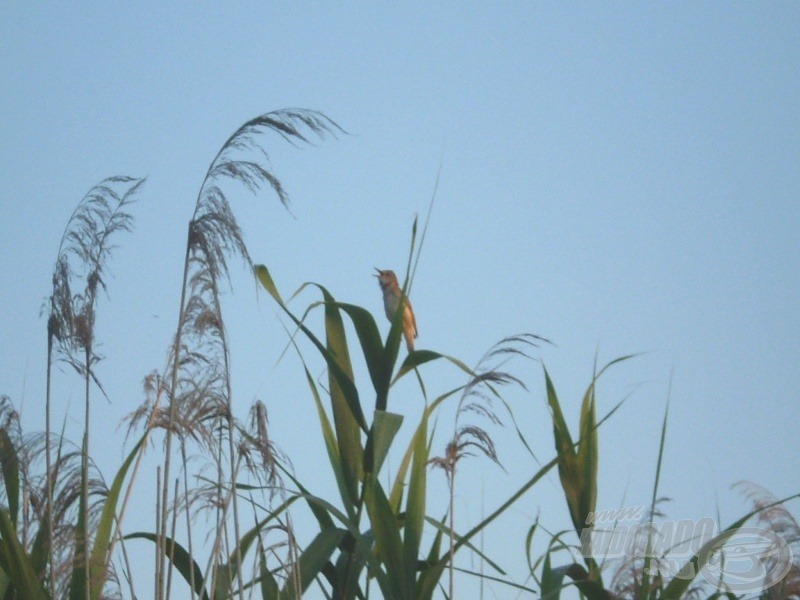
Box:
[45,176,144,599]
[0,107,797,600]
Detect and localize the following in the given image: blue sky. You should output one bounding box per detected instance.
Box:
[1,4,798,597]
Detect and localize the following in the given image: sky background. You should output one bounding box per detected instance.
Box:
[1,4,798,598]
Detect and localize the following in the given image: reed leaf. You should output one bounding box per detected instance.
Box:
[403,406,428,594]
[258,542,279,600]
[88,433,146,600]
[254,265,366,432]
[0,508,49,600]
[0,429,20,528]
[364,474,407,600]
[369,411,404,480]
[661,493,800,599]
[125,532,210,600]
[303,364,355,522]
[278,528,347,600]
[317,285,364,501]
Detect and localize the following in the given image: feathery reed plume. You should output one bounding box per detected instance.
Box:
[240,400,290,496]
[606,497,678,599]
[48,176,144,385]
[735,482,800,598]
[150,109,339,600]
[44,176,143,597]
[0,396,119,598]
[239,401,300,595]
[430,333,548,599]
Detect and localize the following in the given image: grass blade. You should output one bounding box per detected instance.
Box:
[258,542,279,600]
[364,474,407,599]
[255,265,367,431]
[89,433,146,600]
[369,410,404,478]
[0,508,48,600]
[279,528,347,600]
[403,407,428,593]
[0,429,20,527]
[304,364,357,517]
[125,532,210,600]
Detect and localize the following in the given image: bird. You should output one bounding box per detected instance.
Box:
[374,268,418,352]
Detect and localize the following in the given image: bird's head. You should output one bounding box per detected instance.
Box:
[374,268,398,291]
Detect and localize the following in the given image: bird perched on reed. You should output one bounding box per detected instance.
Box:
[374,268,418,352]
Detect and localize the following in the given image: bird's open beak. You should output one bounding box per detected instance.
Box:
[373,267,382,277]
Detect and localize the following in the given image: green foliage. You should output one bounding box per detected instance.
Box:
[0,430,20,528]
[1,106,797,600]
[534,366,800,600]
[254,263,559,599]
[0,507,49,600]
[125,533,209,600]
[543,358,632,590]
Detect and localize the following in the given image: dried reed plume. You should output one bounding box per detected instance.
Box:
[736,481,800,599]
[0,396,120,599]
[430,333,549,599]
[45,176,143,597]
[117,109,341,600]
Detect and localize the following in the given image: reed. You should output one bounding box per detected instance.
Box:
[0,108,796,600]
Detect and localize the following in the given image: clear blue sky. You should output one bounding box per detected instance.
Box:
[1,4,798,598]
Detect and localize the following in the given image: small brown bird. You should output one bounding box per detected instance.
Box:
[374,268,418,352]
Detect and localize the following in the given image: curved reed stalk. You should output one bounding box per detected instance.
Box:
[150,109,340,600]
[46,176,143,598]
[430,334,548,599]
